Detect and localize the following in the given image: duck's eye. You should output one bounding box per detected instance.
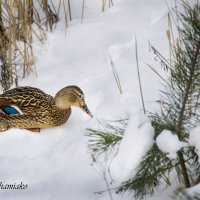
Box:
[78,94,83,99]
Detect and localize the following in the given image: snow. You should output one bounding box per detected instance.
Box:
[110,112,154,182]
[189,127,200,158]
[186,183,200,196]
[0,0,199,199]
[156,130,185,159]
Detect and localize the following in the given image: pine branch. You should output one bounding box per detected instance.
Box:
[176,40,200,140]
[117,144,173,200]
[86,119,127,161]
[173,189,200,200]
[86,1,200,199]
[118,0,200,198]
[169,2,200,188]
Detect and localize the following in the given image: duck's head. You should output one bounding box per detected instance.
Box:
[55,85,93,118]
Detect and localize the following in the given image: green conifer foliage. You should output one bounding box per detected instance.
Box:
[86,1,200,199]
[86,119,127,161]
[117,1,200,199]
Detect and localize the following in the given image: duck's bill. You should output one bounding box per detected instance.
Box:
[82,105,93,118]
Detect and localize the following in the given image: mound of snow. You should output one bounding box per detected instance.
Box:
[110,112,154,182]
[156,130,185,159]
[189,127,200,158]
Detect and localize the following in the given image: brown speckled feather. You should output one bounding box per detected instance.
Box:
[0,86,52,112]
[0,86,71,129]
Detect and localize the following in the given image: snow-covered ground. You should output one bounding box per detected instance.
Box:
[0,0,200,199]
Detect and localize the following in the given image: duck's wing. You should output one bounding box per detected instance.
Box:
[1,107,20,115]
[0,86,53,113]
[0,112,51,131]
[0,107,71,131]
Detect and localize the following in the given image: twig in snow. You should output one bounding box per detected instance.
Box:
[135,36,146,114]
[90,163,114,200]
[62,0,69,33]
[145,63,168,85]
[106,47,123,94]
[109,0,114,7]
[166,13,176,65]
[68,0,72,20]
[102,0,106,12]
[81,0,86,24]
[102,171,114,200]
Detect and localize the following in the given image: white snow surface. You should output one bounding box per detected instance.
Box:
[189,127,200,158]
[110,112,154,182]
[1,0,200,199]
[156,130,185,159]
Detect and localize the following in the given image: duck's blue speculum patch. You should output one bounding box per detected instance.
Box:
[1,107,19,115]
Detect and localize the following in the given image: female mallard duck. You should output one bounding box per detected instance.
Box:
[0,85,93,132]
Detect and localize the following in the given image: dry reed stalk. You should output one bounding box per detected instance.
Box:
[168,13,175,45]
[166,13,175,64]
[102,0,106,12]
[50,0,57,17]
[42,0,51,31]
[102,0,113,12]
[0,0,61,91]
[62,0,68,30]
[103,171,114,200]
[57,0,62,16]
[135,36,146,114]
[150,44,173,71]
[106,47,123,94]
[68,0,72,21]
[57,0,70,30]
[174,0,181,44]
[145,63,168,85]
[81,0,86,24]
[164,0,182,48]
[7,1,12,82]
[27,0,33,24]
[109,0,113,7]
[0,1,11,91]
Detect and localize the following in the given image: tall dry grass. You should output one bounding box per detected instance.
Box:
[102,0,113,12]
[0,0,72,92]
[106,47,123,94]
[0,0,114,91]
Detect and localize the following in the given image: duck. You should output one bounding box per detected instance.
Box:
[0,85,93,132]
